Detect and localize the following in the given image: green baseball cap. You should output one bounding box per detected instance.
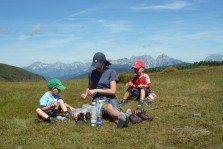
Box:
[48,78,66,90]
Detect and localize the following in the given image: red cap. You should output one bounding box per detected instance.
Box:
[131,60,145,69]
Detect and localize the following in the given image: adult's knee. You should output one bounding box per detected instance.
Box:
[103,103,113,111]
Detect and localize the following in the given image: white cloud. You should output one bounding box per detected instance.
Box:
[130,1,192,11]
[31,24,44,34]
[17,24,44,41]
[97,19,131,32]
[49,8,95,24]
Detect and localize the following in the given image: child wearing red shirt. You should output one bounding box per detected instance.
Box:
[120,60,156,108]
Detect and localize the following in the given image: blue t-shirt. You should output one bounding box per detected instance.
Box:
[89,67,119,99]
[39,91,62,107]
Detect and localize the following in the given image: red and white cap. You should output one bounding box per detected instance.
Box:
[131,60,145,69]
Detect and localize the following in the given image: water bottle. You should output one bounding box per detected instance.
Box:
[96,100,104,126]
[91,102,97,126]
[56,116,67,121]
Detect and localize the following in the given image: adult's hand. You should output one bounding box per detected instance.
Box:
[81,93,87,100]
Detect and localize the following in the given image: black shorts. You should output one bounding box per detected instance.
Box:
[45,108,61,117]
[131,87,151,98]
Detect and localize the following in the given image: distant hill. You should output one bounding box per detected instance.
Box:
[0,63,45,82]
[205,54,223,62]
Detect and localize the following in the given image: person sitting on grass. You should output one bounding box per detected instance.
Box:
[81,52,132,128]
[119,60,157,108]
[36,78,74,123]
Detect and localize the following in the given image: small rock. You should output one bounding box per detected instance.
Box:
[192,113,202,118]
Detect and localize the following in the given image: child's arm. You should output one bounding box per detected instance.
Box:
[138,83,150,88]
[126,81,136,87]
[40,103,56,111]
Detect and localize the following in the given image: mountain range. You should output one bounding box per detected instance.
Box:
[205,54,223,62]
[23,54,223,80]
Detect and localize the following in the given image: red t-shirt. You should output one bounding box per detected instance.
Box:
[131,73,151,90]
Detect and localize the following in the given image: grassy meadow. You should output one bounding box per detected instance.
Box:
[0,66,222,149]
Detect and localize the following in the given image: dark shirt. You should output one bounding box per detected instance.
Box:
[89,67,119,99]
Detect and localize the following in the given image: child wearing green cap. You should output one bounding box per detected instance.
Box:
[35,78,74,123]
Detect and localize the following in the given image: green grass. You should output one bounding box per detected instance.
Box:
[0,66,223,149]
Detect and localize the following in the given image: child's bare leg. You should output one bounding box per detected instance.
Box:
[36,108,49,119]
[123,91,131,100]
[139,89,146,100]
[58,99,72,118]
[137,89,147,108]
[120,88,132,106]
[65,103,75,111]
[57,99,68,112]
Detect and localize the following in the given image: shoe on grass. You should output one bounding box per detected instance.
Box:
[47,117,57,123]
[129,110,143,124]
[85,112,91,124]
[137,100,148,107]
[137,109,153,121]
[119,99,128,107]
[64,111,72,119]
[76,113,85,125]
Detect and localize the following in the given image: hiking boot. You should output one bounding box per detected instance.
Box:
[85,112,91,124]
[76,113,85,125]
[119,99,128,107]
[46,117,57,123]
[129,110,143,124]
[64,111,72,119]
[137,109,153,121]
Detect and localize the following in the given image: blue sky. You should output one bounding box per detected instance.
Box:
[0,0,222,67]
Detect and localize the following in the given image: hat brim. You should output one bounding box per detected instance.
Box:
[55,85,66,90]
[131,66,141,69]
[91,62,103,67]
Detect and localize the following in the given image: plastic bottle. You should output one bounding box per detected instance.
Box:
[96,100,104,126]
[56,115,67,121]
[91,102,97,126]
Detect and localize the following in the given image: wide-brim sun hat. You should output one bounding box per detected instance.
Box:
[48,78,66,90]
